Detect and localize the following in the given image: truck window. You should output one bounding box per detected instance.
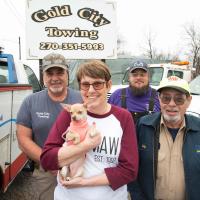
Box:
[106,58,133,85]
[23,65,42,92]
[0,75,7,83]
[68,59,85,90]
[167,70,183,78]
[0,59,8,83]
[149,67,164,86]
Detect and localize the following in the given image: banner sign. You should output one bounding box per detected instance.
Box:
[26,0,117,59]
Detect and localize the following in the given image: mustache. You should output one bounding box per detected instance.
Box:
[166,108,179,112]
[50,80,62,84]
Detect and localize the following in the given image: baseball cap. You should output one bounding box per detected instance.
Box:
[157,76,190,94]
[42,53,68,72]
[129,61,148,73]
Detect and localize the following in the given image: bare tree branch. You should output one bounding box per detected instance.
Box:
[142,29,157,59]
[183,23,200,75]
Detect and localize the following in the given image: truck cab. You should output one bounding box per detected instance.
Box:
[121,61,192,88]
[148,61,192,89]
[0,49,41,192]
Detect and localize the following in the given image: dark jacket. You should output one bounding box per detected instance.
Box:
[131,112,200,200]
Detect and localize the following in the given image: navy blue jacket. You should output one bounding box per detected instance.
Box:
[131,112,200,200]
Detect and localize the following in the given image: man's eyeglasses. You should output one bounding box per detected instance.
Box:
[80,81,106,91]
[160,94,187,105]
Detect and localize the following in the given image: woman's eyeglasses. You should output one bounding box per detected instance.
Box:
[80,81,106,91]
[160,94,187,105]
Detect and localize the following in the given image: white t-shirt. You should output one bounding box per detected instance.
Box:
[54,111,128,200]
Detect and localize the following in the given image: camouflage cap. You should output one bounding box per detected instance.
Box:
[42,53,68,72]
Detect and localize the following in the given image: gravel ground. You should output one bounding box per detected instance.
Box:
[0,170,132,200]
[0,171,38,200]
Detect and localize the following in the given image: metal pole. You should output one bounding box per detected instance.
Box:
[18,37,21,60]
[39,59,44,87]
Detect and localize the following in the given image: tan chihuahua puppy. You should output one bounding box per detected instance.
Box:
[60,103,97,181]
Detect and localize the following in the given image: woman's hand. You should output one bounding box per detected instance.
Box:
[58,172,109,188]
[59,173,86,188]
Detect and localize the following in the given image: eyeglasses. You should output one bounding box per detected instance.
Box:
[80,81,106,91]
[160,94,187,105]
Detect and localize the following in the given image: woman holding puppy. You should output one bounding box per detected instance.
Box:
[40,60,139,200]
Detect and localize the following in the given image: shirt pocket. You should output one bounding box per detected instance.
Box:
[158,151,166,162]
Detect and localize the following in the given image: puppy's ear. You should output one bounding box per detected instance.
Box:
[61,131,67,141]
[60,103,71,112]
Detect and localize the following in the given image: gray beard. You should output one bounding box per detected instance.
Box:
[49,86,64,95]
[162,113,181,125]
[130,84,149,96]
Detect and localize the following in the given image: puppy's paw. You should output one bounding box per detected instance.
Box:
[66,131,81,145]
[60,166,68,180]
[89,122,98,137]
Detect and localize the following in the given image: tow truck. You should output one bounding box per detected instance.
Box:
[148,61,192,89]
[0,47,41,192]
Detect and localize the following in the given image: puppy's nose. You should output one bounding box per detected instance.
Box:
[72,116,77,120]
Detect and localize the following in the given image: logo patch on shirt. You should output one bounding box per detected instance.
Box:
[195,145,200,153]
[141,144,147,149]
[36,112,50,119]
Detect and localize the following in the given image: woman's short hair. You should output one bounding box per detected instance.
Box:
[76,60,111,83]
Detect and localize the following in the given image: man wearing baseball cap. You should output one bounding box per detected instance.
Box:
[131,76,200,200]
[42,53,69,72]
[108,60,160,123]
[16,53,82,200]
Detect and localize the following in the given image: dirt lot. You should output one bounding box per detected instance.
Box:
[0,170,132,200]
[0,171,38,200]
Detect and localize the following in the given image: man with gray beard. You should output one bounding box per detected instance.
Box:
[16,53,82,200]
[108,60,160,123]
[132,76,200,200]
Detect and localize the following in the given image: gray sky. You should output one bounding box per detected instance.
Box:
[117,0,200,57]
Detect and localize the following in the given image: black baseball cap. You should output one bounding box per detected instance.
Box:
[129,61,148,73]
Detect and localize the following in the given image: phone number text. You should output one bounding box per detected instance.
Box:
[39,42,104,50]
